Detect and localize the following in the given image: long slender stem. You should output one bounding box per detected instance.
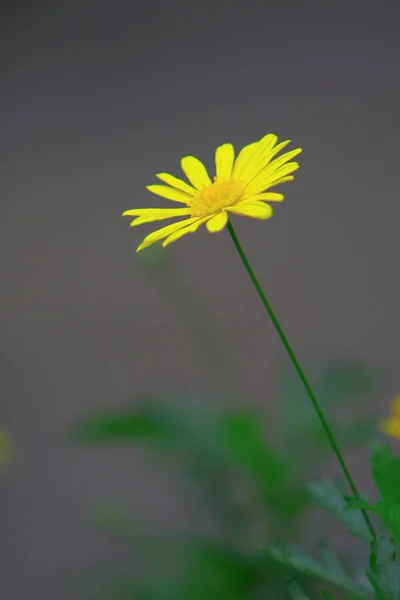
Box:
[226,220,376,541]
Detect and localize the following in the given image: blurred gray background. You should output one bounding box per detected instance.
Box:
[2,0,400,597]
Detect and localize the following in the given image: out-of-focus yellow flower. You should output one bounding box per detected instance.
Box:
[123,133,302,252]
[380,395,400,439]
[0,427,13,469]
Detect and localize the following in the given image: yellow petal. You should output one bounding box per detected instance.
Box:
[231,140,259,179]
[266,148,303,173]
[215,144,235,180]
[123,207,191,217]
[136,217,202,252]
[162,216,210,247]
[146,184,192,203]
[270,175,294,186]
[242,139,292,184]
[181,156,212,190]
[155,172,197,196]
[232,134,278,181]
[391,395,400,416]
[227,201,273,220]
[240,192,284,202]
[122,207,192,226]
[268,162,300,179]
[380,416,400,439]
[206,210,228,233]
[265,139,292,161]
[244,162,300,197]
[234,134,278,181]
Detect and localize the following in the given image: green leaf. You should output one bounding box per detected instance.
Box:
[140,537,256,600]
[267,543,370,598]
[217,411,284,486]
[321,592,336,600]
[73,398,182,447]
[288,585,341,600]
[367,534,400,599]
[344,498,374,513]
[308,478,371,541]
[278,360,380,452]
[72,397,223,453]
[318,539,348,583]
[217,410,308,520]
[288,581,310,600]
[371,445,400,506]
[349,445,400,543]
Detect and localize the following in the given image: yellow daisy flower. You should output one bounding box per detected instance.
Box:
[380,395,400,439]
[123,133,302,252]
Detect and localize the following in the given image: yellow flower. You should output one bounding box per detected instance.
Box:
[123,133,302,252]
[380,395,400,439]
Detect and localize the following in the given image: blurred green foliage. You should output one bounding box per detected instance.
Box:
[71,359,394,599]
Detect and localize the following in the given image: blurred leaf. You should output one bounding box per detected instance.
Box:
[278,360,381,449]
[308,477,371,541]
[344,498,375,513]
[73,398,179,447]
[318,539,348,582]
[267,543,370,598]
[367,534,400,599]
[73,397,222,453]
[217,411,283,486]
[345,445,400,543]
[136,538,256,600]
[288,584,345,600]
[75,401,309,526]
[137,242,168,270]
[371,445,400,506]
[217,410,308,521]
[288,581,310,600]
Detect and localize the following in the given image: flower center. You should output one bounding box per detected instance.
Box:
[190,177,245,217]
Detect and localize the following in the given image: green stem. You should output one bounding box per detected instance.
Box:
[226,220,376,541]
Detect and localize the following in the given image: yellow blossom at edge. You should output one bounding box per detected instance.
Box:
[379,394,400,440]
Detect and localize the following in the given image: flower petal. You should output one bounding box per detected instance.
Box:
[232,134,278,181]
[215,143,235,180]
[206,210,228,233]
[234,134,278,181]
[231,140,259,179]
[181,156,212,190]
[266,148,303,173]
[380,416,400,439]
[240,192,284,202]
[244,162,300,197]
[227,201,273,220]
[136,217,202,252]
[146,184,192,203]
[242,146,302,192]
[269,175,294,186]
[162,216,210,247]
[155,172,197,195]
[122,207,192,226]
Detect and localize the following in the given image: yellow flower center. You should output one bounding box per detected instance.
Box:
[190,177,245,217]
